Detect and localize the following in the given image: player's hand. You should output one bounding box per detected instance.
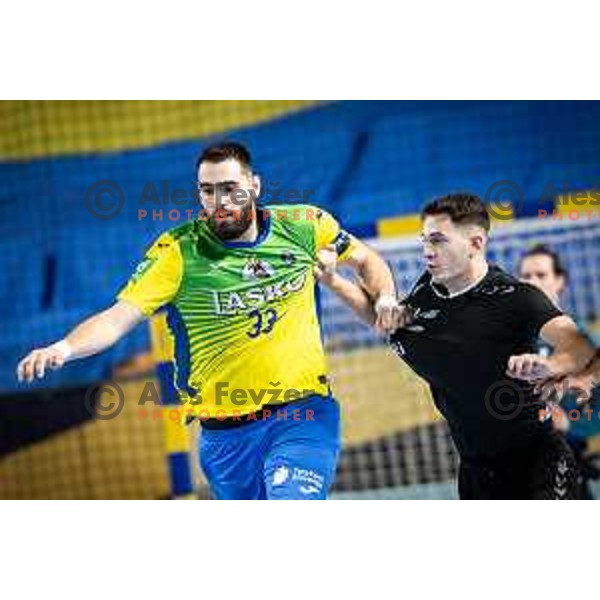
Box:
[534,373,595,405]
[506,353,554,382]
[374,294,403,334]
[395,303,415,330]
[314,244,338,285]
[17,344,69,383]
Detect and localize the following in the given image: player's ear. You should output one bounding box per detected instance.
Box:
[469,228,487,252]
[252,173,261,200]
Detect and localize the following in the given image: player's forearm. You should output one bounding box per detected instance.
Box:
[325,273,377,326]
[576,351,600,388]
[62,310,128,361]
[59,301,144,362]
[353,246,396,301]
[547,335,596,378]
[539,316,597,379]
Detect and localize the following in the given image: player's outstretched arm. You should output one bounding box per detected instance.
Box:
[16,300,144,383]
[507,316,597,382]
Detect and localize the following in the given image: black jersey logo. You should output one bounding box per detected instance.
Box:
[478,283,516,296]
[419,309,440,320]
[390,337,406,357]
[409,307,440,323]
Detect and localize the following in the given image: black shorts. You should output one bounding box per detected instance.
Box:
[458,433,581,500]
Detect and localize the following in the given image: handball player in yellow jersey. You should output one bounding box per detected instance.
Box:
[17,142,400,499]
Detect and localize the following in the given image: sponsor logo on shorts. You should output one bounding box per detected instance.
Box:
[293,468,324,495]
[299,485,321,495]
[270,466,325,494]
[272,465,290,487]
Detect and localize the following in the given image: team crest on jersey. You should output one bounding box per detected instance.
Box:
[281,251,296,266]
[242,257,275,280]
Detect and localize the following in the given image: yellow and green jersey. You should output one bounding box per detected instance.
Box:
[118,204,357,417]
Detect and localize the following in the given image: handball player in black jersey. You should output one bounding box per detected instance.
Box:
[316,193,599,499]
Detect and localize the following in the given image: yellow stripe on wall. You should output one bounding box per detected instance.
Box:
[488,202,515,223]
[0,100,318,160]
[377,214,421,237]
[556,189,600,213]
[378,205,514,239]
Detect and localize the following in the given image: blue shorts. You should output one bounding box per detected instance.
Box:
[199,394,341,500]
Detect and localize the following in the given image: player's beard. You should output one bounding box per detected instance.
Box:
[208,201,255,241]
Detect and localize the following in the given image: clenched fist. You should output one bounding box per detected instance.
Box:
[314,244,338,285]
[506,353,554,382]
[374,294,406,334]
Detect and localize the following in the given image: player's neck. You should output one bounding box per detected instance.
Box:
[229,219,259,243]
[442,258,489,297]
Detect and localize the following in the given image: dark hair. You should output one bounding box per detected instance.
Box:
[196,141,252,172]
[421,192,490,232]
[519,244,568,279]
